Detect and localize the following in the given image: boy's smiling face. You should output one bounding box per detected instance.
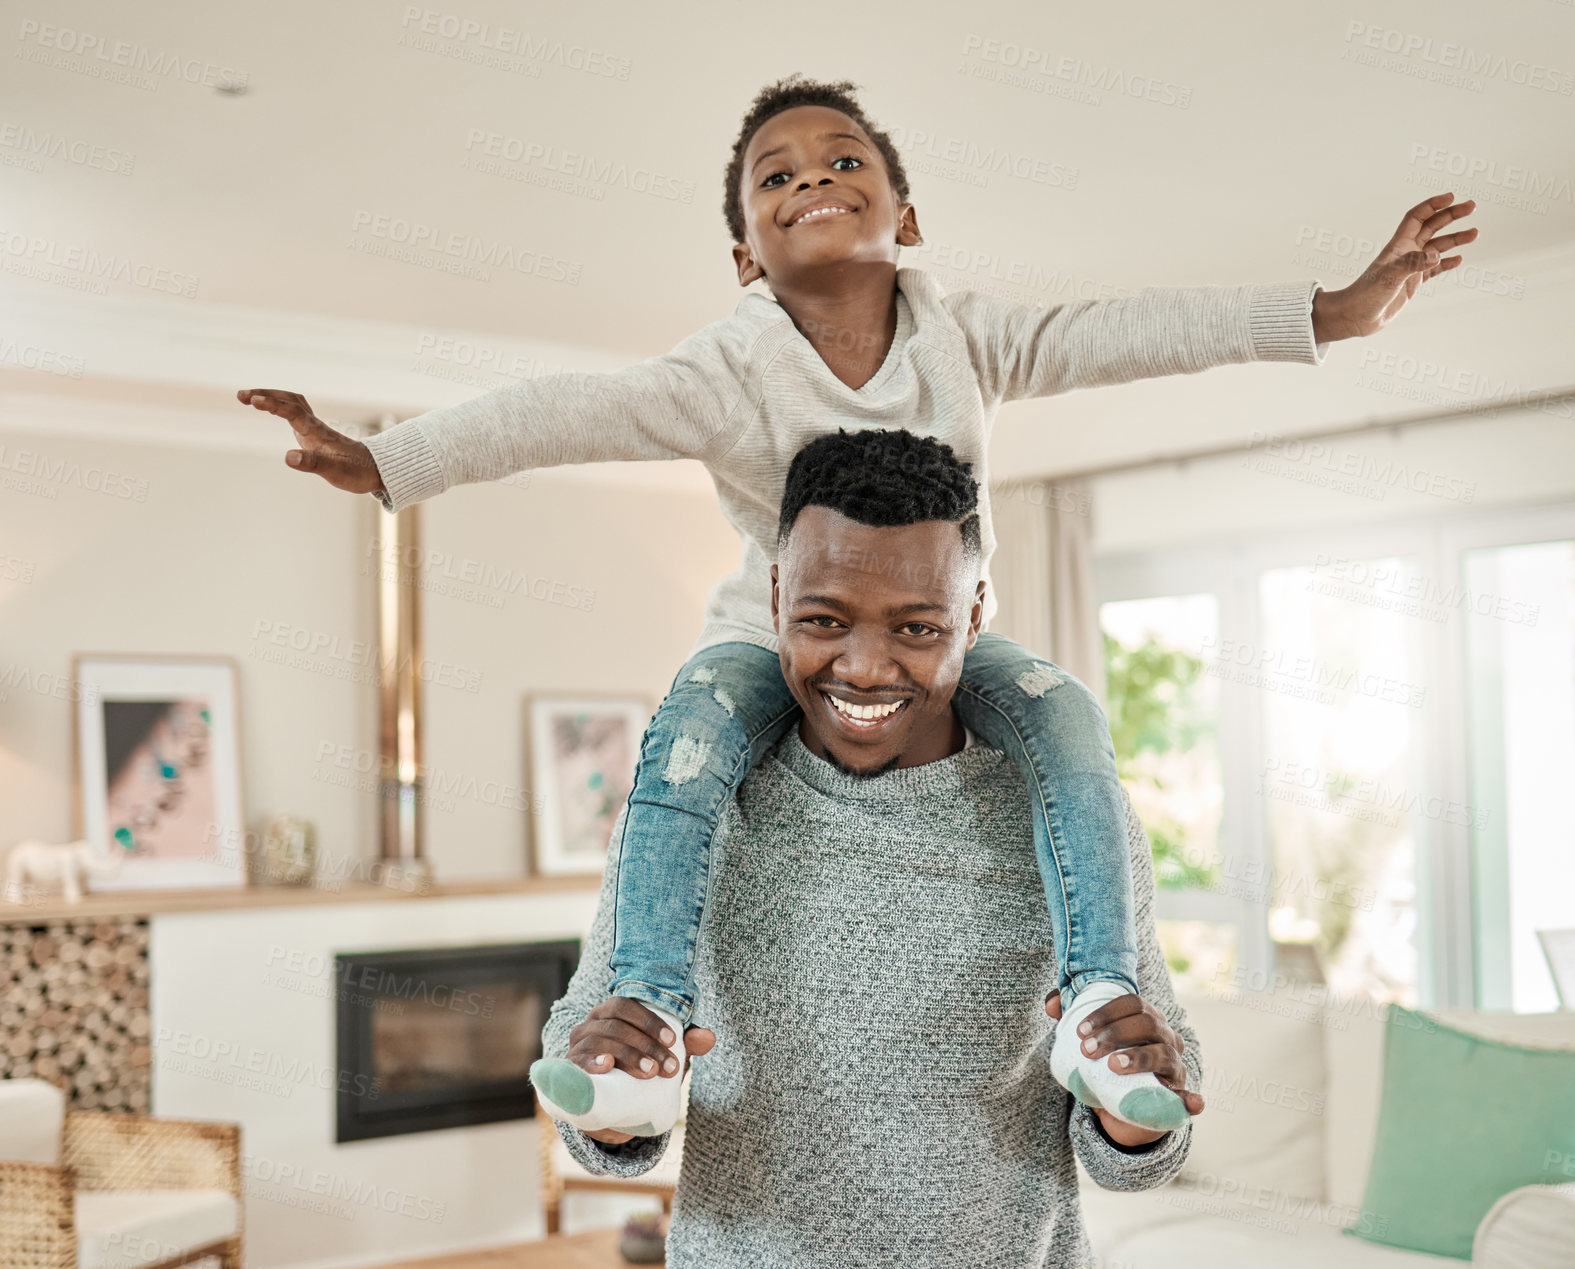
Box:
[732,104,921,288]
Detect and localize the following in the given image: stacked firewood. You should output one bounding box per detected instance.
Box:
[0,918,151,1111]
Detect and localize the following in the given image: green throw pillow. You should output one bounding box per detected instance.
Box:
[1345,1005,1575,1259]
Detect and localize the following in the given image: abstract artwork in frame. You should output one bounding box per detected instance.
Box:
[525,694,651,877]
[71,654,247,891]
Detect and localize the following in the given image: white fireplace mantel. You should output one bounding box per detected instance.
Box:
[146,886,602,1269]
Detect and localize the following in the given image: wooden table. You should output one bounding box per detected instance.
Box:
[364,1227,656,1269]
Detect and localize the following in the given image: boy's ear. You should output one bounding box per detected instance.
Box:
[732,242,765,287]
[770,564,780,630]
[895,203,923,248]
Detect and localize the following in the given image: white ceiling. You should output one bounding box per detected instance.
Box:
[3,0,1573,479]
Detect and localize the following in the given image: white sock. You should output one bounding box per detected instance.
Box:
[1049,980,1189,1133]
[529,1004,687,1137]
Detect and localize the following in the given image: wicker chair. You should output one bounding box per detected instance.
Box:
[0,1080,242,1269]
[535,1086,686,1235]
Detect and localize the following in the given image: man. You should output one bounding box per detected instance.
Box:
[539,428,1205,1267]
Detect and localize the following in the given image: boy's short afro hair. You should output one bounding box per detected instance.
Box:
[723,73,910,245]
[777,428,981,557]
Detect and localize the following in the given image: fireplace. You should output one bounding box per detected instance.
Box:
[334,940,579,1142]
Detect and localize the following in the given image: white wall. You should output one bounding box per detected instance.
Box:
[0,425,372,858]
[418,466,738,880]
[0,419,738,882]
[1089,405,1575,557]
[149,891,649,1269]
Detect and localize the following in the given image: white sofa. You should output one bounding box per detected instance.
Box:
[1079,988,1575,1267]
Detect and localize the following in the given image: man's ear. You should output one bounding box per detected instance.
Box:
[732,242,765,287]
[964,578,986,650]
[895,203,923,248]
[770,563,780,631]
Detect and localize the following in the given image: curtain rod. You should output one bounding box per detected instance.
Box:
[1010,384,1575,487]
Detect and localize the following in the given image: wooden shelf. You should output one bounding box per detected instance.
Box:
[0,873,597,923]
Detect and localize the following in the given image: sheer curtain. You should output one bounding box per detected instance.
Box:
[987,477,1106,702]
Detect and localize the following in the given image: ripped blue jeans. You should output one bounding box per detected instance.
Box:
[607,633,1138,1028]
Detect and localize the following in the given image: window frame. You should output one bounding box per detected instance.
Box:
[1095,495,1575,1010]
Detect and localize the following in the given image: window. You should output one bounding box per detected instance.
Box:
[1101,595,1223,885]
[1099,502,1575,1011]
[1464,539,1575,1012]
[1257,559,1428,1007]
[1153,919,1237,995]
[1101,594,1232,991]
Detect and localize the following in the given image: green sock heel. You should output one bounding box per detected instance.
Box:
[530,1058,595,1115]
[1115,1085,1191,1132]
[1066,1068,1103,1110]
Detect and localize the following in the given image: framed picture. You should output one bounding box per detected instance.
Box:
[71,653,247,891]
[524,694,652,877]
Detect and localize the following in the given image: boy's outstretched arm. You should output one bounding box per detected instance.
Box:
[948,191,1478,404]
[237,327,738,512]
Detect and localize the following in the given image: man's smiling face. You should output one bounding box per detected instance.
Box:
[732,104,921,288]
[771,506,985,776]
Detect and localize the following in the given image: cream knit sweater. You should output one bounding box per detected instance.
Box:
[364,268,1325,657]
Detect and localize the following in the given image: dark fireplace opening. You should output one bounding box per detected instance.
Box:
[335,940,579,1143]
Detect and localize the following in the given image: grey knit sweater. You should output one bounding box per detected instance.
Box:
[540,727,1203,1267]
[365,268,1325,658]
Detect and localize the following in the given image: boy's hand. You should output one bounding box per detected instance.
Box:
[1046,989,1204,1147]
[236,389,386,495]
[567,996,716,1145]
[1310,191,1478,344]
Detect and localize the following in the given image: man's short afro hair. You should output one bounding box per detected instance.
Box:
[723,73,910,245]
[777,428,981,557]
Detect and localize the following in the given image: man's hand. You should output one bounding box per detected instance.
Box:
[564,996,717,1145]
[1046,989,1204,1148]
[236,389,386,495]
[1309,191,1479,344]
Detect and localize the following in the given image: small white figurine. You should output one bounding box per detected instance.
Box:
[3,838,123,904]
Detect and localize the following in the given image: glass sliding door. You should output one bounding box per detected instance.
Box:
[1463,539,1575,1012]
[1255,558,1431,1007]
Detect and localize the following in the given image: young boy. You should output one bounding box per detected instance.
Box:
[238,75,1475,1139]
